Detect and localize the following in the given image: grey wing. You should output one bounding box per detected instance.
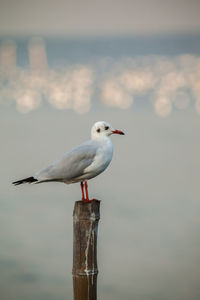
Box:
[35,140,98,182]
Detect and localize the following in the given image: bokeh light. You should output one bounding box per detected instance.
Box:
[0,38,200,117]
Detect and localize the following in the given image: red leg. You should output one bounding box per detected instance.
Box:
[83,181,97,202]
[84,181,90,202]
[80,181,85,201]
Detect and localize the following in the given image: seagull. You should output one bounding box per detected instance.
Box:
[12,121,124,202]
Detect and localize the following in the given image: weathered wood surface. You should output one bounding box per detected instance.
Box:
[72,200,100,300]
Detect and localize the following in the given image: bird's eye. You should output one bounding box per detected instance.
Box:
[105,126,109,130]
[97,128,101,133]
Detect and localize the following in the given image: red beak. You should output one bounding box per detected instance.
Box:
[112,129,125,135]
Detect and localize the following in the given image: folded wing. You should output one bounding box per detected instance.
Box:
[35,140,99,183]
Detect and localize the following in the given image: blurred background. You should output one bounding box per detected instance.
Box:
[1,1,200,299]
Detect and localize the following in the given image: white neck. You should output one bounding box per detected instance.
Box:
[91,134,110,142]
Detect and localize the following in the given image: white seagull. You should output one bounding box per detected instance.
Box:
[13,121,124,202]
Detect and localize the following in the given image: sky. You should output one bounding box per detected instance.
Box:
[0,0,200,36]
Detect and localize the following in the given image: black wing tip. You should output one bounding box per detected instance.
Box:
[12,176,38,186]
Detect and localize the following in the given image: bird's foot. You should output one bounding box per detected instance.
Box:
[82,198,98,203]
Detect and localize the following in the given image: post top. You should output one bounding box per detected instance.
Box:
[73,200,100,220]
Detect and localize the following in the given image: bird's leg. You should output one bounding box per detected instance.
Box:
[80,181,85,201]
[83,181,97,202]
[84,181,90,202]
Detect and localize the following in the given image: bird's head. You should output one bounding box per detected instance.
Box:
[91,121,125,140]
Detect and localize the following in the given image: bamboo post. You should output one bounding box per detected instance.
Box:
[72,200,100,300]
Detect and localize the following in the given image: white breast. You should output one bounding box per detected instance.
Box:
[84,137,113,178]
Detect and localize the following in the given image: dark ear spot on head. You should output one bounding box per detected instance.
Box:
[97,128,101,133]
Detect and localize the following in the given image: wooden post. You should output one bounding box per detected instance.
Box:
[72,200,100,300]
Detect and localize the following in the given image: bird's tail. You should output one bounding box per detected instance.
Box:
[12,176,38,185]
